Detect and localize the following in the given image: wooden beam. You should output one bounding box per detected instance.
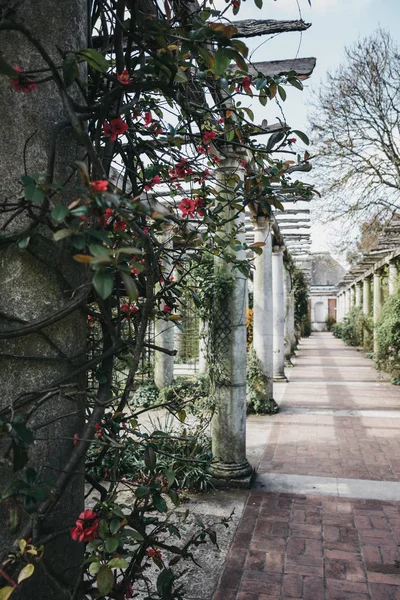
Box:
[249,57,316,80]
[233,19,311,39]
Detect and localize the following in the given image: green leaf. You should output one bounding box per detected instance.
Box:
[97,566,114,596]
[88,561,101,575]
[54,228,74,242]
[109,519,121,535]
[17,564,34,584]
[164,468,175,487]
[0,586,14,600]
[291,129,310,146]
[89,244,110,258]
[20,175,35,186]
[1,480,28,501]
[152,492,168,513]
[266,131,285,153]
[124,528,144,542]
[135,486,149,499]
[144,446,157,472]
[156,569,175,597]
[255,0,263,7]
[63,56,79,88]
[51,205,69,221]
[168,489,180,506]
[121,272,138,302]
[213,50,231,76]
[104,537,119,553]
[25,468,36,485]
[108,558,129,569]
[278,85,287,101]
[288,77,303,91]
[93,270,114,299]
[24,184,45,203]
[78,49,109,73]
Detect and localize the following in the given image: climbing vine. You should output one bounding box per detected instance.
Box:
[0,0,313,597]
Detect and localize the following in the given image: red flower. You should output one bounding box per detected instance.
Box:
[144,175,162,191]
[218,117,224,124]
[91,180,108,193]
[232,0,240,8]
[197,145,208,154]
[240,159,247,168]
[178,197,196,218]
[211,155,222,163]
[202,131,217,144]
[71,509,99,543]
[10,66,37,93]
[121,303,139,318]
[194,196,205,217]
[148,548,163,559]
[288,137,297,144]
[169,158,193,180]
[117,69,131,85]
[103,118,128,141]
[114,220,127,231]
[154,126,163,136]
[144,112,153,126]
[162,305,172,313]
[241,76,252,90]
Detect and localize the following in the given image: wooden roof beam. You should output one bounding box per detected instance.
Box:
[233,18,311,38]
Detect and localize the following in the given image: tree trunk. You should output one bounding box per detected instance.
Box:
[0,1,87,597]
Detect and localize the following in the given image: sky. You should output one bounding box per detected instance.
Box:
[214,0,400,260]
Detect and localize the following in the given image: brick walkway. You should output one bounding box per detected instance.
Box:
[213,333,400,600]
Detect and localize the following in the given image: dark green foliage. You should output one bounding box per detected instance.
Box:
[333,307,372,349]
[292,267,310,337]
[326,315,336,331]
[376,291,400,378]
[131,381,160,408]
[246,348,279,414]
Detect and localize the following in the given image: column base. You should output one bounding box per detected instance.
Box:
[284,358,294,367]
[210,458,253,482]
[273,373,288,382]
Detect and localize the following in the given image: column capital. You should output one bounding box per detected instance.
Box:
[273,244,284,254]
[252,215,271,231]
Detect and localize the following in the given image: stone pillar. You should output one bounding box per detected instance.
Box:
[0,2,87,597]
[388,262,398,296]
[355,282,362,308]
[210,151,252,480]
[154,226,175,389]
[339,293,344,321]
[288,280,296,353]
[345,289,351,316]
[272,245,287,381]
[363,277,372,347]
[252,216,273,399]
[373,271,383,354]
[350,285,356,309]
[198,319,208,373]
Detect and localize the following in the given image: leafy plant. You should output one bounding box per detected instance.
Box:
[246,348,279,414]
[326,315,336,331]
[376,291,400,377]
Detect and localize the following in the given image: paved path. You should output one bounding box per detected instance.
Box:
[213,333,400,600]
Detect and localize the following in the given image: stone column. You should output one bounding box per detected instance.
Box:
[373,271,383,354]
[288,280,296,353]
[363,277,372,346]
[283,266,292,364]
[350,285,356,309]
[252,216,273,400]
[388,261,398,296]
[210,151,252,481]
[154,226,175,389]
[272,245,287,381]
[198,319,208,373]
[345,289,351,316]
[355,282,362,308]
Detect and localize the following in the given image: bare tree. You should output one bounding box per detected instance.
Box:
[309,29,400,231]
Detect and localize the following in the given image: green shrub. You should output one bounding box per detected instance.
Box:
[247,348,279,415]
[131,380,160,408]
[338,307,364,346]
[87,413,213,491]
[301,315,312,338]
[376,291,400,377]
[326,315,336,331]
[331,322,343,338]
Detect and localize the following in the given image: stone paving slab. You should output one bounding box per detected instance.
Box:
[213,492,400,600]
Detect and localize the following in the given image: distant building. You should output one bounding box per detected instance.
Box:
[309,253,346,331]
